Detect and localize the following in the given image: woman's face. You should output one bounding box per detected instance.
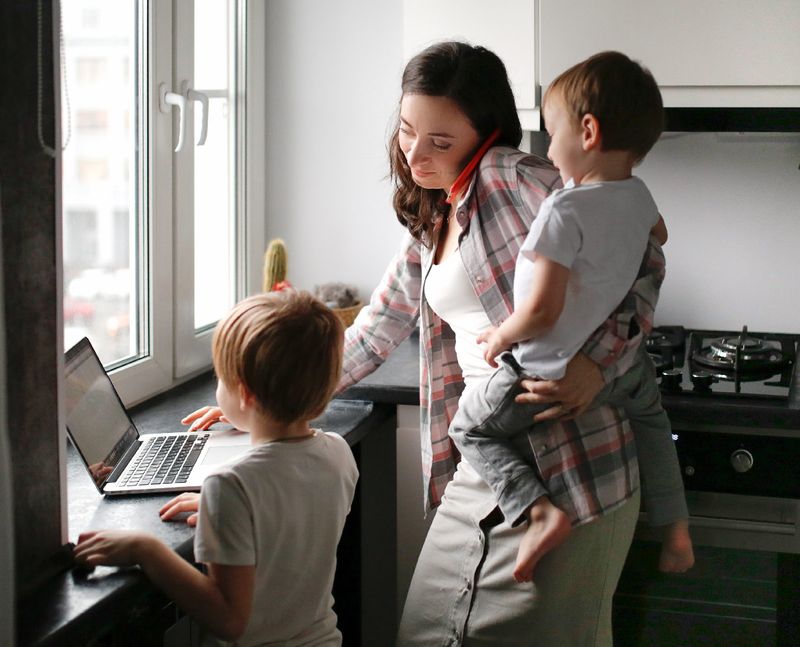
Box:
[398,94,481,192]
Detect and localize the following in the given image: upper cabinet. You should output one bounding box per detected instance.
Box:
[403,0,540,130]
[539,0,800,108]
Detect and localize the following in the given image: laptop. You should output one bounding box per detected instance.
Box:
[64,337,251,495]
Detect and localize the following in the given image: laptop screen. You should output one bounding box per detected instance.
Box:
[64,338,138,490]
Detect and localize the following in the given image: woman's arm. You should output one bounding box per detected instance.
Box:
[74,531,254,641]
[182,234,423,429]
[338,231,423,390]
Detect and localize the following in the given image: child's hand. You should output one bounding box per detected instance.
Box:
[73,530,153,568]
[477,326,510,368]
[181,405,228,431]
[159,492,201,527]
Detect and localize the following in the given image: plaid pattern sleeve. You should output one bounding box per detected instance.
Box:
[338,231,422,390]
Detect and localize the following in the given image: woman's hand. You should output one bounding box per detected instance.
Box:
[74,530,154,568]
[477,326,511,368]
[515,353,604,422]
[159,492,201,527]
[181,405,228,431]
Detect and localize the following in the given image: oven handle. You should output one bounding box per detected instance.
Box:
[689,515,796,535]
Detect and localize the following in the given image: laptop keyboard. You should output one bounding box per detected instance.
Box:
[118,433,210,487]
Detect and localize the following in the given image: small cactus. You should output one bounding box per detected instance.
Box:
[263,239,289,292]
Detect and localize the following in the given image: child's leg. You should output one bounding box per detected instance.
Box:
[450,354,572,580]
[515,496,571,583]
[608,351,694,572]
[450,353,551,527]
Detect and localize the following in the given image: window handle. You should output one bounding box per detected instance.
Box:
[158,83,187,152]
[182,81,209,146]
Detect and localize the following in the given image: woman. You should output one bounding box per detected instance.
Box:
[187,42,663,646]
[338,42,663,646]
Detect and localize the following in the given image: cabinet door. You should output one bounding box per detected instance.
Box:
[539,0,800,107]
[404,0,539,126]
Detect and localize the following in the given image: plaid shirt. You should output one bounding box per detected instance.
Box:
[339,146,664,524]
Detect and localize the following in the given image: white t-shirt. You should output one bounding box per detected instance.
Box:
[512,177,659,379]
[194,431,359,647]
[424,249,494,388]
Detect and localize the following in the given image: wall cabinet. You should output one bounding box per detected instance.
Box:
[403,0,540,130]
[539,0,800,108]
[405,0,800,129]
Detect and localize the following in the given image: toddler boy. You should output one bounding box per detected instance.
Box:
[449,51,693,583]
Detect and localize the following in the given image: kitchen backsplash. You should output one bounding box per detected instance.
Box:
[635,132,800,333]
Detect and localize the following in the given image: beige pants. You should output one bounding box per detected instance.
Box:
[397,461,640,647]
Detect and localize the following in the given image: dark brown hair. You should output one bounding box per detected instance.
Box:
[389,41,522,246]
[544,51,663,162]
[212,291,343,425]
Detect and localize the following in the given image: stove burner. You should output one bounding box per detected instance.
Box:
[646,325,685,375]
[692,325,792,381]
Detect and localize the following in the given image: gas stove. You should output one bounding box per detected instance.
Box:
[647,325,799,404]
[638,325,800,555]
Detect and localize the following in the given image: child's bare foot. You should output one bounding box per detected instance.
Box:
[658,519,694,573]
[514,497,572,583]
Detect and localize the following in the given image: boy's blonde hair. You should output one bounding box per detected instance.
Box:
[212,291,344,425]
[544,50,663,162]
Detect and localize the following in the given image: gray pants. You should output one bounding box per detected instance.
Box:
[449,349,687,527]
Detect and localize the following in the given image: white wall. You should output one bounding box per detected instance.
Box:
[264,0,405,303]
[637,132,800,333]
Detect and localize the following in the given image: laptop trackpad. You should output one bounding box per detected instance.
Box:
[201,446,247,466]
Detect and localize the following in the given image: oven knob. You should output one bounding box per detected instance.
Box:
[684,465,695,477]
[661,368,683,392]
[730,449,754,473]
[691,370,714,392]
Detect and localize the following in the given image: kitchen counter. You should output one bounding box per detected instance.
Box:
[19,372,395,647]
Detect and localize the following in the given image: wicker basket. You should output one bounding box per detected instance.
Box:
[332,301,363,328]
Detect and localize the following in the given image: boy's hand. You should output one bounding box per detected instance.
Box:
[73,530,154,568]
[181,405,228,431]
[477,326,510,368]
[160,492,201,527]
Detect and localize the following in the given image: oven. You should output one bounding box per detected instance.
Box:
[647,326,800,551]
[613,326,800,647]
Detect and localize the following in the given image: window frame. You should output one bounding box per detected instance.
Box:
[108,0,265,406]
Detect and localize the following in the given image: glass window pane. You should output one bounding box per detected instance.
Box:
[193,0,235,329]
[61,0,141,366]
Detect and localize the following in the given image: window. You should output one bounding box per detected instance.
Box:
[75,110,108,131]
[60,0,265,404]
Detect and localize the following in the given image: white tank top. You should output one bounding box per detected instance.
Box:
[424,249,494,388]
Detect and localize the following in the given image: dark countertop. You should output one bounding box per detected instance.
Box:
[19,372,395,647]
[339,330,800,430]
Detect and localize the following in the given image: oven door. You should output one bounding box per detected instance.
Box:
[646,425,800,552]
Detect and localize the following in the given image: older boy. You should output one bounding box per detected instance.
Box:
[74,291,358,646]
[449,51,693,583]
